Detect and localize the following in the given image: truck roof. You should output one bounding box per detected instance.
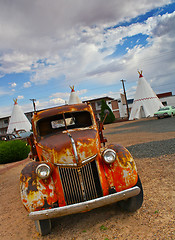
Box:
[33,103,92,121]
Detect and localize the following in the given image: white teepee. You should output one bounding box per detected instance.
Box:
[68,86,82,104]
[7,99,31,133]
[129,71,164,120]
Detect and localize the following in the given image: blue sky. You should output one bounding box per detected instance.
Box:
[0,0,175,117]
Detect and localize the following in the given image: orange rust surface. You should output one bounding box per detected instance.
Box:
[95,155,110,196]
[102,144,138,192]
[21,103,139,214]
[36,129,100,165]
[51,166,66,207]
[20,162,58,212]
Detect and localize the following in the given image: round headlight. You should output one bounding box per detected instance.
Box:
[103,149,116,164]
[36,163,51,179]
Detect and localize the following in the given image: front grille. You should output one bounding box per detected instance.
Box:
[58,160,103,205]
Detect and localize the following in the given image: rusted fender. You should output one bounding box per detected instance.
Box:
[102,144,138,192]
[20,162,58,212]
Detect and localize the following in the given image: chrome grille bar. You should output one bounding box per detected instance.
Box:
[58,161,100,205]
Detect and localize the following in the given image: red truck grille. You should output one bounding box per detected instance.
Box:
[58,160,102,205]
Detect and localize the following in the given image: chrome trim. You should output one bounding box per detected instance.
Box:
[82,154,97,164]
[55,163,78,167]
[54,154,98,167]
[29,186,140,220]
[67,133,79,163]
[36,163,51,179]
[102,149,116,164]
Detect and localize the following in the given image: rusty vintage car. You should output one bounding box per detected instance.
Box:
[20,103,143,235]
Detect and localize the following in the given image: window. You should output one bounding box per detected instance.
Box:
[158,107,170,111]
[37,111,92,137]
[96,101,101,107]
[162,101,167,106]
[4,119,8,124]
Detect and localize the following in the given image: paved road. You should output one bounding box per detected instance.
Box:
[109,117,175,134]
[107,117,175,158]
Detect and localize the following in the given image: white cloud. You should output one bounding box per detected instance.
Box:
[17,95,24,99]
[49,98,65,105]
[23,81,31,88]
[50,92,70,99]
[0,1,173,79]
[77,89,88,95]
[11,82,17,88]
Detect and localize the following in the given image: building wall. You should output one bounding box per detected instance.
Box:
[111,100,120,118]
[0,117,9,134]
[160,96,175,106]
[119,102,128,118]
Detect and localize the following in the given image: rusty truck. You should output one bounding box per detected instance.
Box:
[20,102,143,235]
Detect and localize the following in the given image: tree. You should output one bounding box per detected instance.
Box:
[100,99,115,124]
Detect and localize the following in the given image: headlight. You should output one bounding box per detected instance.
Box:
[102,149,116,164]
[36,163,51,179]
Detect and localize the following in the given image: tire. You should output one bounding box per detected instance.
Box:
[35,219,51,236]
[118,175,143,212]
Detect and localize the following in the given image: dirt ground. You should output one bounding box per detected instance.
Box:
[0,118,174,240]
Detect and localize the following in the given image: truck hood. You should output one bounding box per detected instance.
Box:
[38,129,100,166]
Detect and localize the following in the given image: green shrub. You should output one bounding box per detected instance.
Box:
[100,99,115,124]
[0,140,30,164]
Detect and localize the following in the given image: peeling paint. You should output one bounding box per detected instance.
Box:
[20,103,139,216]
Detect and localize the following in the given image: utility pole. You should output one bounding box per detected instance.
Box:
[30,99,36,113]
[121,80,130,119]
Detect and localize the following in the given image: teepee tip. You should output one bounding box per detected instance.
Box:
[138,70,143,78]
[13,98,18,105]
[68,86,82,105]
[69,85,75,92]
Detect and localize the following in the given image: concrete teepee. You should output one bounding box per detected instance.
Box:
[68,86,82,105]
[129,71,163,120]
[7,99,31,133]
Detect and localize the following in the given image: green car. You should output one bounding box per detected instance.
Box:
[154,106,175,119]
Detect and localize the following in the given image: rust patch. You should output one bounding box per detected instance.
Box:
[20,161,58,212]
[101,144,138,191]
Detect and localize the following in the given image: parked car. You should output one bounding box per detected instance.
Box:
[0,133,19,141]
[20,103,143,235]
[154,106,175,119]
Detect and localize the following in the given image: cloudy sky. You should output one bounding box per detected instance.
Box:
[0,0,175,117]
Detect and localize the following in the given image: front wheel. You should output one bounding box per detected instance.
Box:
[35,219,51,236]
[118,175,143,212]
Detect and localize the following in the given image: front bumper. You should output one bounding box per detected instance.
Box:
[29,186,140,221]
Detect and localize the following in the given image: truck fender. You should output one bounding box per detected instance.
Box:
[20,161,58,212]
[104,144,138,192]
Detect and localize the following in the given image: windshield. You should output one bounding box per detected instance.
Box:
[37,111,93,137]
[158,107,170,111]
